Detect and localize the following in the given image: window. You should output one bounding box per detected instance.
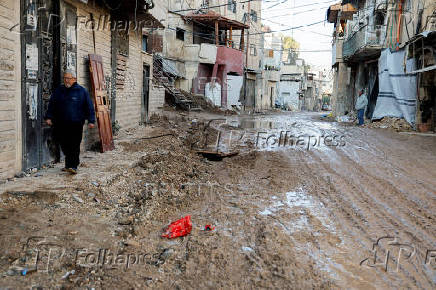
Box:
[250,10,258,22]
[250,44,257,56]
[142,34,148,52]
[227,0,236,13]
[176,28,185,41]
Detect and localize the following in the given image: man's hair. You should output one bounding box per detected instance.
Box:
[64,69,77,78]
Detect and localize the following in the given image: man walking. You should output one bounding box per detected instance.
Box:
[355,90,368,126]
[45,70,95,174]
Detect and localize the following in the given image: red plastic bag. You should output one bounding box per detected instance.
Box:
[162,216,192,239]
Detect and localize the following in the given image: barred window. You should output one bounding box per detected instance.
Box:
[250,10,258,22]
[227,0,236,13]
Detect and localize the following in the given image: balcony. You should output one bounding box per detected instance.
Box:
[184,44,217,64]
[216,45,244,75]
[343,24,386,61]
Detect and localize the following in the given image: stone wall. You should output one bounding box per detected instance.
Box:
[0,0,21,179]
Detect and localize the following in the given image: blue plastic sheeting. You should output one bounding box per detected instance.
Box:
[372,48,417,125]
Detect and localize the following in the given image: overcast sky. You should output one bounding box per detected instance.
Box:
[261,0,336,71]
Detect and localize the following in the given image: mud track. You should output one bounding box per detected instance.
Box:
[0,112,435,289]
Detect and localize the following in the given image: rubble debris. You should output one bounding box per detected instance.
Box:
[336,116,351,122]
[124,239,141,247]
[336,111,357,123]
[21,266,36,276]
[162,216,192,239]
[61,270,76,280]
[364,117,413,132]
[196,150,239,161]
[118,216,133,225]
[204,225,215,231]
[72,194,84,204]
[138,133,174,140]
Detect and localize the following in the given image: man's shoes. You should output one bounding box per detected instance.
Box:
[67,168,78,175]
[61,168,68,172]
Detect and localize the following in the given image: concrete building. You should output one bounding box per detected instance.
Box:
[261,26,282,110]
[158,0,262,110]
[279,53,305,111]
[0,0,164,179]
[327,1,358,116]
[328,0,436,132]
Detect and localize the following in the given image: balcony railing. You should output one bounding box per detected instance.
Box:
[343,24,386,60]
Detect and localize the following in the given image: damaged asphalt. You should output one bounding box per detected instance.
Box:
[0,111,435,289]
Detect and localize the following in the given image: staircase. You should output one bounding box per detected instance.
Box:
[153,55,198,111]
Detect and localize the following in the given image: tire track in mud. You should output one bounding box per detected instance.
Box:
[202,151,338,289]
[290,147,435,289]
[278,151,391,288]
[336,133,436,243]
[338,148,436,238]
[346,129,436,194]
[297,152,422,288]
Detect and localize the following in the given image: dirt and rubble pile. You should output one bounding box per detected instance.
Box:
[178,90,237,115]
[364,117,413,132]
[96,121,216,231]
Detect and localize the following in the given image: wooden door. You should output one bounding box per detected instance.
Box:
[88,54,115,152]
[245,79,255,108]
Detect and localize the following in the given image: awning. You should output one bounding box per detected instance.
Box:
[341,3,358,20]
[327,3,341,23]
[327,2,357,23]
[95,0,157,19]
[183,11,249,30]
[102,0,154,12]
[161,57,183,78]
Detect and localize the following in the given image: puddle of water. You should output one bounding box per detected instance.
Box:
[286,189,314,208]
[259,209,273,216]
[258,200,285,216]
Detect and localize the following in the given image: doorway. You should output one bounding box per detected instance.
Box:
[21,0,61,170]
[142,65,151,124]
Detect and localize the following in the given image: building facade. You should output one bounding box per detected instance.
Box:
[158,0,263,110]
[328,0,436,131]
[0,0,164,179]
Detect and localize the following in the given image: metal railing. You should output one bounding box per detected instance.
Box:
[343,24,386,59]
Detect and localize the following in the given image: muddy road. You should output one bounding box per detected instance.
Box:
[1,111,435,289]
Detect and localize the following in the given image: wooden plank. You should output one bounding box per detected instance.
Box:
[215,21,219,45]
[88,54,115,153]
[195,150,239,158]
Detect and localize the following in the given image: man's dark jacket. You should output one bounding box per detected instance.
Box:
[45,83,96,124]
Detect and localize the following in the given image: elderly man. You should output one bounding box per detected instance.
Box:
[45,70,95,174]
[355,90,368,126]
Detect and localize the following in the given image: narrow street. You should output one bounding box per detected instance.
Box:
[1,111,435,289]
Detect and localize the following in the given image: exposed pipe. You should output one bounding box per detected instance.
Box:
[396,0,404,50]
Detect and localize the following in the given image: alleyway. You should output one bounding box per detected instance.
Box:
[1,111,435,289]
